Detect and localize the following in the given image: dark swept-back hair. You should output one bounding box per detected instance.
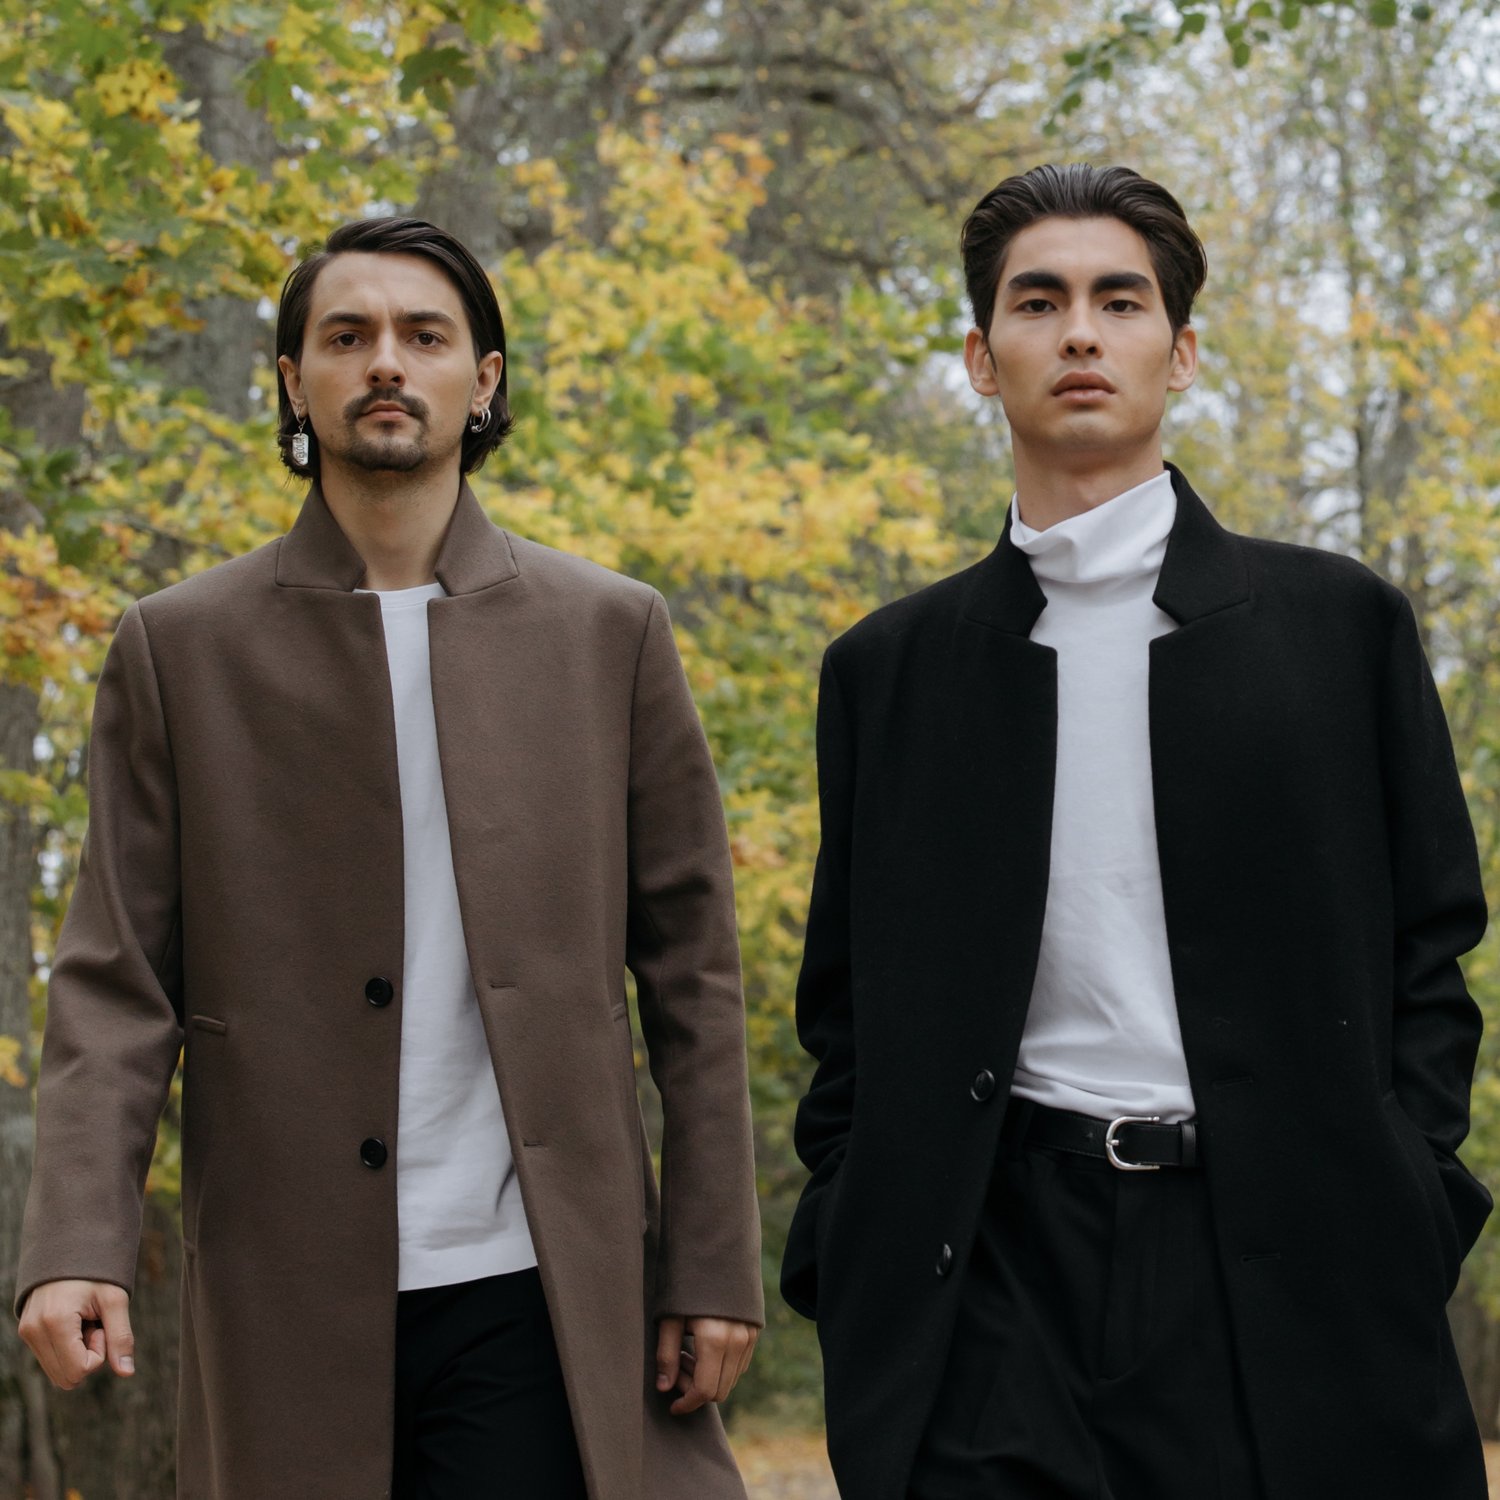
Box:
[960,164,1207,339]
[274,216,515,479]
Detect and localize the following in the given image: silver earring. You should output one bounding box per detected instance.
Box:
[468,407,492,433]
[290,411,310,467]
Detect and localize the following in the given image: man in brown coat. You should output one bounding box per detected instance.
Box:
[16,216,763,1499]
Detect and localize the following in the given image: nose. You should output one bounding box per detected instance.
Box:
[1058,309,1102,359]
[364,328,406,389]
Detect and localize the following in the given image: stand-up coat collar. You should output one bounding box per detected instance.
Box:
[965,463,1251,636]
[274,477,519,595]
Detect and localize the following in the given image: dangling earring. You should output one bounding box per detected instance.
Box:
[468,407,492,433]
[290,411,310,467]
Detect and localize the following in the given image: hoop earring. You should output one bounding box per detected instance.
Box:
[468,407,492,433]
[290,411,310,467]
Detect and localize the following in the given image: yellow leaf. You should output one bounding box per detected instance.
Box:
[0,1035,26,1089]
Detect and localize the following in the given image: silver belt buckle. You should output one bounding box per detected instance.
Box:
[1104,1114,1162,1171]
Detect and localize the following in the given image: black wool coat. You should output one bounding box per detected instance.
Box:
[781,465,1491,1500]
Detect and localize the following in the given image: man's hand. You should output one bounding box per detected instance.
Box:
[655,1315,758,1416]
[18,1280,136,1390]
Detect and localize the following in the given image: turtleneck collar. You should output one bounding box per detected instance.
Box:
[1009,469,1177,586]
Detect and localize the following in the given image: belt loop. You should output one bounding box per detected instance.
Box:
[1180,1119,1198,1169]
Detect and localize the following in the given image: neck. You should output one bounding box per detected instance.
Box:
[1011,438,1166,532]
[317,459,462,590]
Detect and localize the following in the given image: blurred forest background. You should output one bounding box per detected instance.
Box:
[0,0,1497,1493]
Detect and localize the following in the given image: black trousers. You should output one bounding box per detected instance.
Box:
[909,1108,1264,1500]
[391,1266,588,1499]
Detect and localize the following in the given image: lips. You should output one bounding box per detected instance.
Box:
[1052,373,1115,395]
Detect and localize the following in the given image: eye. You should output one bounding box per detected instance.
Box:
[413,331,443,346]
[1018,299,1054,314]
[1105,299,1140,313]
[331,332,361,347]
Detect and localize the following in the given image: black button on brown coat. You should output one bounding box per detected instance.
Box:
[17,482,763,1500]
[783,466,1490,1500]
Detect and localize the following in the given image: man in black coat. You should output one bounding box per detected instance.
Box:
[781,162,1491,1499]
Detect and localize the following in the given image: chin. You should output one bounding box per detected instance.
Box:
[343,438,429,474]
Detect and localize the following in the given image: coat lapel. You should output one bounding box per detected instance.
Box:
[1152,463,1251,626]
[1147,465,1258,1077]
[423,491,529,998]
[923,515,1057,1047]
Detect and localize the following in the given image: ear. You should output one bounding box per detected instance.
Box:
[277,354,305,414]
[964,328,1000,397]
[1167,325,1197,393]
[473,350,504,409]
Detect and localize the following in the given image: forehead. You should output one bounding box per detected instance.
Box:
[1000,215,1159,288]
[305,251,467,323]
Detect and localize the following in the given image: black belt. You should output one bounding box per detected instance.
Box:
[1002,1101,1200,1171]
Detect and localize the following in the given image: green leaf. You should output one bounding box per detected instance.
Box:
[1062,48,1088,66]
[1247,1,1274,17]
[1369,0,1399,23]
[1279,4,1303,28]
[1411,1,1433,16]
[1232,39,1253,65]
[398,46,476,104]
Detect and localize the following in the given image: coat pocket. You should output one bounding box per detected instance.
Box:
[181,1017,228,1251]
[1381,1090,1461,1300]
[614,1000,651,1233]
[814,1150,849,1269]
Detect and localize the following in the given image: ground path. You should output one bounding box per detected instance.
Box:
[727,1433,1500,1497]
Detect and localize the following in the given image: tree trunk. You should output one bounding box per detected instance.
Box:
[0,346,73,1495]
[0,676,41,1499]
[153,28,278,418]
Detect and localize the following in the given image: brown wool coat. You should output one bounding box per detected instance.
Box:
[16,481,764,1500]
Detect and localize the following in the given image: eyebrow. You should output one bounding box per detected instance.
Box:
[313,308,462,331]
[1005,270,1156,298]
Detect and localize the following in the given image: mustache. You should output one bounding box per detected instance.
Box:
[344,391,429,423]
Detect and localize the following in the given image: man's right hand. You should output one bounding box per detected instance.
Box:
[18,1280,136,1390]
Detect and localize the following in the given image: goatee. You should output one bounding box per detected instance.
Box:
[339,390,433,473]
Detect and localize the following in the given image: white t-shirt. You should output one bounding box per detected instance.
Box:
[1006,471,1197,1121]
[361,581,537,1289]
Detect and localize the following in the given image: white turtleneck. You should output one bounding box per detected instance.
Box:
[1006,469,1196,1122]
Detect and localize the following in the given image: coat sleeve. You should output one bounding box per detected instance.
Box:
[780,647,857,1320]
[15,602,184,1317]
[1379,592,1491,1259]
[625,591,764,1327]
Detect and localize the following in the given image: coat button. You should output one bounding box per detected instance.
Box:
[970,1069,996,1102]
[365,977,394,1007]
[360,1138,388,1169]
[936,1243,953,1277]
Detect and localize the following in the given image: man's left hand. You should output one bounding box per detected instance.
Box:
[655,1315,759,1415]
